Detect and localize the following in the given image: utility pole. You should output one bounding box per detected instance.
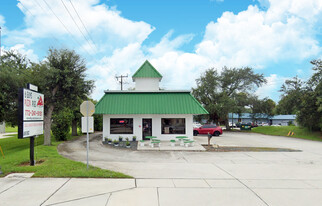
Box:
[0,26,2,58]
[115,74,128,90]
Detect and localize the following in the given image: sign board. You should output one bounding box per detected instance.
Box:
[18,88,44,139]
[81,117,94,133]
[80,101,95,117]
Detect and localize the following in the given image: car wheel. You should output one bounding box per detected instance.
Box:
[193,131,198,136]
[213,131,220,136]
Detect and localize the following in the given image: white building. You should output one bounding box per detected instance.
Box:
[95,60,208,141]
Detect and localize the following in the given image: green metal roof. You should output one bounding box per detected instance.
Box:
[95,91,208,115]
[132,60,163,80]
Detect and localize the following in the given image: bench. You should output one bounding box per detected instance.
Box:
[150,139,161,148]
[183,140,194,147]
[139,140,145,146]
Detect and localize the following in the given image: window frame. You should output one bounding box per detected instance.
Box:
[110,118,134,134]
[161,118,186,135]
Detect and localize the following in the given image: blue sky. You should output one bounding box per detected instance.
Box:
[0,0,321,102]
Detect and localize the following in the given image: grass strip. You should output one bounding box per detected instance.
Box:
[0,134,131,178]
[250,126,322,142]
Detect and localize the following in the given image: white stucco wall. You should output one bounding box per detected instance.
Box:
[102,114,193,141]
[135,78,160,90]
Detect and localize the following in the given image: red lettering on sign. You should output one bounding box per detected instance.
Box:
[25,99,31,107]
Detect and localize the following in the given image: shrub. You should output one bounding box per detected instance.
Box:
[132,136,137,141]
[52,109,73,141]
[126,141,130,146]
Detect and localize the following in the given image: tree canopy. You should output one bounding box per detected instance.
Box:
[0,48,94,145]
[277,59,322,131]
[192,67,266,129]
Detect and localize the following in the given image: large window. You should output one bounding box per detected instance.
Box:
[110,118,133,134]
[161,118,186,134]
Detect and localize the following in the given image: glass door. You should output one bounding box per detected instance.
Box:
[142,119,152,140]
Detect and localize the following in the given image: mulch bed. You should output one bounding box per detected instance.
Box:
[19,159,46,166]
[202,144,301,152]
[103,141,138,150]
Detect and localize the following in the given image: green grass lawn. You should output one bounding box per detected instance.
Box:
[0,134,131,178]
[251,126,322,141]
[4,125,18,133]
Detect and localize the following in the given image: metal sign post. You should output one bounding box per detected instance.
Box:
[86,102,89,169]
[80,101,95,170]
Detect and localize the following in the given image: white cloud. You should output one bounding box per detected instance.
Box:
[16,0,154,54]
[255,74,286,99]
[196,3,321,68]
[10,44,39,62]
[3,0,322,102]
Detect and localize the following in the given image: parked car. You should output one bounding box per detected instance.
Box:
[229,122,236,127]
[193,122,202,128]
[193,124,223,136]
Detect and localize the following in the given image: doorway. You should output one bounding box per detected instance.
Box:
[142,119,152,140]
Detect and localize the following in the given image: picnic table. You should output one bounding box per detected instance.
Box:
[176,136,189,146]
[145,136,157,146]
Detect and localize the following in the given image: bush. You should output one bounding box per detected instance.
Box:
[52,109,73,141]
[93,114,103,131]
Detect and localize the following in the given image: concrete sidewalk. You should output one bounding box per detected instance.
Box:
[1,174,322,206]
[0,132,17,139]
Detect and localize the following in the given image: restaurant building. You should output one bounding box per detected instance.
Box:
[95,60,208,141]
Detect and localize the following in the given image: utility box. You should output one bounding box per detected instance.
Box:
[240,124,251,131]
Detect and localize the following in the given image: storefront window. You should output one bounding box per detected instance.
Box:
[110,118,133,134]
[161,118,185,134]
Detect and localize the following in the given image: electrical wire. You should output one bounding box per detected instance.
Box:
[68,0,97,51]
[60,0,97,52]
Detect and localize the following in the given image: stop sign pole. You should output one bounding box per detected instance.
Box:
[80,101,95,169]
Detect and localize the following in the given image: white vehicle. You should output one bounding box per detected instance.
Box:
[193,122,202,128]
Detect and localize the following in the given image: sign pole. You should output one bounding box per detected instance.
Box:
[30,136,35,166]
[86,101,89,169]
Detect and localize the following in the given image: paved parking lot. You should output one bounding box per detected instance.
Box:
[1,131,322,205]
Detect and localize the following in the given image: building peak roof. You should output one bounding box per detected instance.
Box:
[132,60,163,81]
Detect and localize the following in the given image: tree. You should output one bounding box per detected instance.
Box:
[277,59,322,131]
[275,76,304,114]
[33,48,94,145]
[296,60,322,131]
[248,96,275,122]
[192,67,266,130]
[0,51,31,125]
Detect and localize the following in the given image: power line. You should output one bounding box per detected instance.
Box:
[60,0,97,52]
[41,0,84,49]
[115,74,128,90]
[68,0,97,51]
[19,1,64,49]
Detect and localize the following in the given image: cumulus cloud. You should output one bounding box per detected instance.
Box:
[16,0,154,55]
[3,0,322,102]
[255,74,286,99]
[196,2,321,68]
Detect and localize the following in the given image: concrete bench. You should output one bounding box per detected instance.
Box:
[184,140,194,147]
[150,140,161,148]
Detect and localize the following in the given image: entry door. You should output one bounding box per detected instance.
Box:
[142,119,152,140]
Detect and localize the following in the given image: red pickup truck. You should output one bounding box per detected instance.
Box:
[193,125,223,136]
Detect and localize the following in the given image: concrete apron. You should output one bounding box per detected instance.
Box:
[1,175,322,206]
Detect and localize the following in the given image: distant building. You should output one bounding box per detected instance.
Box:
[95,60,208,141]
[0,122,5,134]
[228,113,297,126]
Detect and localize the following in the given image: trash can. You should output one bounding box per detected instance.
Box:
[240,124,251,130]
